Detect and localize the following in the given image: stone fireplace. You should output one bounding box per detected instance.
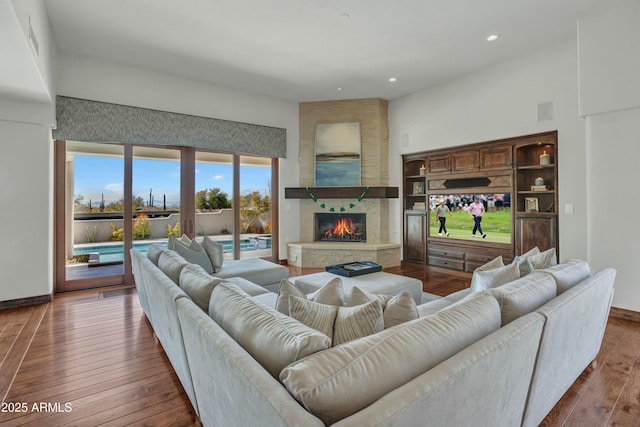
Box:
[314,213,366,242]
[286,98,401,268]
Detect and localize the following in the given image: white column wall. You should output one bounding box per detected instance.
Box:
[579,0,640,312]
[0,120,53,301]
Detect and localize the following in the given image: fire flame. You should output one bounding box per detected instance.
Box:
[324,217,356,238]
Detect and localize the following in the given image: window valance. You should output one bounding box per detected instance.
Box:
[53,96,287,158]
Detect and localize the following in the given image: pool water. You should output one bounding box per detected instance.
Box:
[74,238,270,263]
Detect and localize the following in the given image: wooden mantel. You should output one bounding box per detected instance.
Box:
[285,186,398,199]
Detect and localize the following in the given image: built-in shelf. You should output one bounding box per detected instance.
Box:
[284,186,398,199]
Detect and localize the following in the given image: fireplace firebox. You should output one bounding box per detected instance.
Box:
[314,213,366,242]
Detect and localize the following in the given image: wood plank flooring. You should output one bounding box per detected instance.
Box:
[1,264,639,426]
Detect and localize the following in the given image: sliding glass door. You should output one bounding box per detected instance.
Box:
[55,141,278,293]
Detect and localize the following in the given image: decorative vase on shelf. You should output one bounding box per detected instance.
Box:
[539,150,550,165]
[534,177,545,186]
[419,164,426,175]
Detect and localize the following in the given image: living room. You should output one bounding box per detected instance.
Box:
[1,1,640,423]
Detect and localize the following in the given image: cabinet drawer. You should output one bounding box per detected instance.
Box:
[429,256,465,271]
[428,247,464,260]
[466,252,504,263]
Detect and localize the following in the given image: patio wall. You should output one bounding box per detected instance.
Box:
[73,210,233,244]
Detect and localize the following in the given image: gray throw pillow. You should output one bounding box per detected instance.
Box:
[202,235,224,272]
[173,238,214,274]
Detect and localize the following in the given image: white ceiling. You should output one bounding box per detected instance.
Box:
[9,1,632,102]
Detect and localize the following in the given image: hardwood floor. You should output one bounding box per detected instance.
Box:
[1,264,639,426]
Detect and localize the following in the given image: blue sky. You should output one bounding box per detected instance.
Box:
[73,156,270,208]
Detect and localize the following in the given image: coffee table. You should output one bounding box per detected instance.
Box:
[291,271,423,304]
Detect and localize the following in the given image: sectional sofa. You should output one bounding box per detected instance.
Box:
[130,246,615,427]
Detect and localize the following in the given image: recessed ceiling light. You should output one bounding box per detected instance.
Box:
[337,87,342,91]
[388,77,398,83]
[486,34,500,42]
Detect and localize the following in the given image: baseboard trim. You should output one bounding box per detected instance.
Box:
[610,307,640,323]
[0,293,53,311]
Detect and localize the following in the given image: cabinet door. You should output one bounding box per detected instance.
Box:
[480,146,512,170]
[427,154,450,174]
[452,150,479,173]
[404,212,427,263]
[516,216,557,255]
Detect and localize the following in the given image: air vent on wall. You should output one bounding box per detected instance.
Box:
[537,101,553,122]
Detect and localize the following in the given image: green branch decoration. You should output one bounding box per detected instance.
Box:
[305,187,370,212]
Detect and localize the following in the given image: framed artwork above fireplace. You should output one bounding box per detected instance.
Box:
[315,122,361,186]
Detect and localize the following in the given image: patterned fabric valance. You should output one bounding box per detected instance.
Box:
[53,96,287,158]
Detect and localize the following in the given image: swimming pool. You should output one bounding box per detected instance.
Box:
[74,238,270,263]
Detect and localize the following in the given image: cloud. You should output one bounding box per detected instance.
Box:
[213,175,224,180]
[104,182,123,192]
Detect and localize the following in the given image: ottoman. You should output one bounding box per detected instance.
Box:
[292,271,423,304]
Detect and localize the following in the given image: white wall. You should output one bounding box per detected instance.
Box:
[389,39,589,261]
[0,120,53,301]
[579,0,640,312]
[586,108,640,311]
[57,52,300,261]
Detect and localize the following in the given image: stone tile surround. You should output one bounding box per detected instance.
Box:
[288,98,401,268]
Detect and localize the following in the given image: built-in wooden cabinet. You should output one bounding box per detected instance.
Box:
[402,131,558,272]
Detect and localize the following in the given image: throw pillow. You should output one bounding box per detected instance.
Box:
[146,243,164,265]
[469,261,520,292]
[173,238,214,274]
[527,247,557,270]
[202,235,224,273]
[347,287,418,328]
[475,255,504,272]
[275,278,345,315]
[513,247,541,277]
[382,291,419,328]
[167,234,192,250]
[288,295,384,346]
[288,295,338,339]
[179,263,225,311]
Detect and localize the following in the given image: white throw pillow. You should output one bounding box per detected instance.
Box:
[275,278,344,314]
[469,261,520,292]
[173,238,214,274]
[288,295,384,346]
[347,287,418,328]
[202,235,224,272]
[513,247,541,277]
[475,255,504,272]
[527,247,557,270]
[167,234,192,250]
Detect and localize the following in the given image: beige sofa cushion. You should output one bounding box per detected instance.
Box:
[489,272,557,325]
[540,259,591,294]
[146,243,164,265]
[209,283,331,378]
[289,295,384,346]
[157,250,189,285]
[178,263,225,312]
[280,292,501,425]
